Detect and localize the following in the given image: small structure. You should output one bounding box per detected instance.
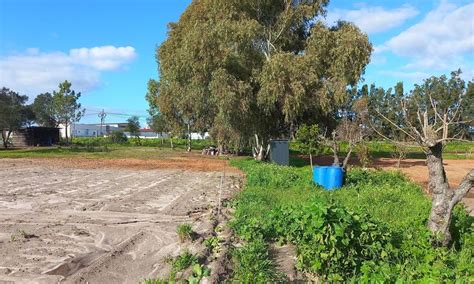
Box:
[7,127,60,147]
[269,139,289,166]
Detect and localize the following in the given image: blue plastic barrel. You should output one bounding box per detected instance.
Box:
[313,166,328,188]
[326,166,344,190]
[313,166,344,190]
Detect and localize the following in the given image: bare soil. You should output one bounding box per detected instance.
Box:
[0,158,240,283]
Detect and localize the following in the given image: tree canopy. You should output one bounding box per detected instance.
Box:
[0,88,31,148]
[52,81,85,143]
[150,0,372,151]
[32,92,57,127]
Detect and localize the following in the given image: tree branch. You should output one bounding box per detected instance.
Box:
[451,169,474,206]
[376,109,419,141]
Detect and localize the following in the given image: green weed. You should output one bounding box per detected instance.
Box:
[176,223,194,243]
[229,158,474,282]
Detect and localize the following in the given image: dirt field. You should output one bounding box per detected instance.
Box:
[0,158,239,283]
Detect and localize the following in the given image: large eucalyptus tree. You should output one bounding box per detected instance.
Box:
[151,0,372,156]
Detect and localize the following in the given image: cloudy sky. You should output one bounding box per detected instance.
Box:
[0,0,473,124]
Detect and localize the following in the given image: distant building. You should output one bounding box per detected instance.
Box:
[190,132,210,140]
[60,123,128,138]
[124,128,168,139]
[5,127,60,147]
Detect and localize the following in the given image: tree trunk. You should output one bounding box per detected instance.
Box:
[187,123,191,152]
[426,143,474,246]
[289,121,296,140]
[331,131,340,166]
[252,134,270,161]
[65,121,69,144]
[332,144,340,166]
[342,144,353,170]
[2,130,11,149]
[170,137,174,149]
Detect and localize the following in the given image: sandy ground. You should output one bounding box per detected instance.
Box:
[0,158,239,283]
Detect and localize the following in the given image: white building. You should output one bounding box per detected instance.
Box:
[59,123,127,138]
[124,129,168,139]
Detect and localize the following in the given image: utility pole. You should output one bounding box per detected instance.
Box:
[98,109,107,137]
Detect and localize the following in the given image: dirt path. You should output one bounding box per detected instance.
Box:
[0,159,239,283]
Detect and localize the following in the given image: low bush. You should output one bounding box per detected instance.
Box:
[108,131,128,143]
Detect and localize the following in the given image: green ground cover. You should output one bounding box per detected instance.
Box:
[1,138,472,160]
[0,138,210,159]
[229,159,474,282]
[290,140,474,160]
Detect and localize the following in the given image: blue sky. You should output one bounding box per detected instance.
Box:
[1,0,473,125]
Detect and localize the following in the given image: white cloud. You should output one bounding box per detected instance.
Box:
[326,4,418,34]
[0,45,137,97]
[383,2,474,69]
[69,46,137,70]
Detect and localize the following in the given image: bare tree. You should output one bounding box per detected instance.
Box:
[321,96,369,170]
[373,71,474,246]
[252,134,270,161]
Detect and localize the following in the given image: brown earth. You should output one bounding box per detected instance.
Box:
[5,154,241,173]
[0,158,240,283]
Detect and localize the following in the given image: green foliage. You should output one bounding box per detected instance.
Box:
[141,278,167,284]
[153,0,372,148]
[230,159,474,281]
[187,264,211,284]
[176,223,193,243]
[52,80,85,143]
[126,116,141,145]
[32,92,56,127]
[0,87,31,148]
[203,236,220,255]
[295,124,321,157]
[231,239,284,283]
[171,249,198,272]
[270,200,393,281]
[108,131,128,143]
[355,142,372,168]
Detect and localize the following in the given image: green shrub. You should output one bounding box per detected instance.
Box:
[109,131,128,143]
[171,249,198,272]
[176,223,194,243]
[203,236,220,255]
[188,264,211,284]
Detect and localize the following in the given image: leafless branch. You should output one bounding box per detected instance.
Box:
[451,169,474,206]
[376,109,419,141]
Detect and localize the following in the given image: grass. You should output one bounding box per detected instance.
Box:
[229,158,474,282]
[171,249,198,272]
[290,140,474,160]
[176,223,194,243]
[1,139,472,160]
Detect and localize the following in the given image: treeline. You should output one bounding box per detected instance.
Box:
[0,81,84,148]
